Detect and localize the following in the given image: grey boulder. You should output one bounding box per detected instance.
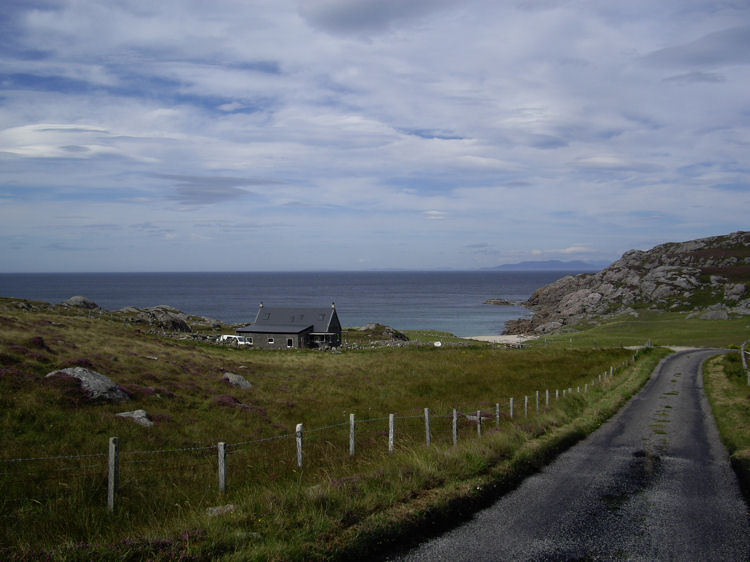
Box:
[45,367,130,403]
[116,409,154,427]
[223,372,252,389]
[63,296,99,309]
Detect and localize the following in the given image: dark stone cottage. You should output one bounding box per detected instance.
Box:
[236,303,342,349]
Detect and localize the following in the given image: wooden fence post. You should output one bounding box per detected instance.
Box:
[495,403,500,426]
[218,442,227,493]
[476,410,482,437]
[524,395,528,417]
[349,413,356,457]
[108,436,119,513]
[452,408,458,446]
[545,389,549,407]
[388,414,395,453]
[535,391,539,412]
[509,397,514,419]
[424,408,431,447]
[296,424,303,468]
[555,389,559,400]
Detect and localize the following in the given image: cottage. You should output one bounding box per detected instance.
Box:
[236,303,342,349]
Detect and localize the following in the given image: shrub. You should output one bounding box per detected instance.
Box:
[723,352,745,380]
[60,357,97,369]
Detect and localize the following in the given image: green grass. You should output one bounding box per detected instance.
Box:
[0,298,653,559]
[6,294,744,559]
[527,309,750,349]
[703,351,750,498]
[401,329,472,344]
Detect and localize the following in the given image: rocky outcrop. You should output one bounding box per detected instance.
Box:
[484,298,513,306]
[45,367,130,403]
[505,231,750,334]
[120,305,192,332]
[359,323,410,341]
[63,296,99,309]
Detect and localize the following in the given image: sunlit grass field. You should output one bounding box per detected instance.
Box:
[526,309,750,349]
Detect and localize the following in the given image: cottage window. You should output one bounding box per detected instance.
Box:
[287,338,293,348]
[267,337,274,344]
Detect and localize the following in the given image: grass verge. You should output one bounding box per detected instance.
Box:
[322,346,667,561]
[703,351,750,499]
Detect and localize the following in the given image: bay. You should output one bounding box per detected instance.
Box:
[0,271,577,337]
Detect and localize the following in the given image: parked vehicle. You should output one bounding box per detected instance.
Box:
[218,335,252,346]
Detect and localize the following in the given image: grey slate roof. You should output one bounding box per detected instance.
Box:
[237,305,339,334]
[237,323,313,334]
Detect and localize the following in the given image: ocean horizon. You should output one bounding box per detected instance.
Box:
[0,270,583,337]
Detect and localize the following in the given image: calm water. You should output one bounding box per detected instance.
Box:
[0,271,578,336]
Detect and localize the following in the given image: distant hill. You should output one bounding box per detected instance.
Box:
[504,231,750,334]
[488,260,609,272]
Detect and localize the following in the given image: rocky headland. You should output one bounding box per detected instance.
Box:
[504,231,750,335]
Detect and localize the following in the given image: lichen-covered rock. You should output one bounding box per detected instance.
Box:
[222,372,252,389]
[120,305,192,332]
[725,283,746,302]
[116,409,153,427]
[358,323,409,341]
[45,367,130,403]
[484,298,513,305]
[506,231,750,334]
[63,296,99,309]
[698,309,730,320]
[535,321,563,333]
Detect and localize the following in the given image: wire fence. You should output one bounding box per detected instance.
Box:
[0,357,638,519]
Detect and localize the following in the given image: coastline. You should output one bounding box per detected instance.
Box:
[0,270,564,336]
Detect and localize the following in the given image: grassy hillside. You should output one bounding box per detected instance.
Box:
[0,297,718,559]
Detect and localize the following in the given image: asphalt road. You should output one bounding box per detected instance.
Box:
[392,349,750,561]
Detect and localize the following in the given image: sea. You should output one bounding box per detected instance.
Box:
[0,271,581,337]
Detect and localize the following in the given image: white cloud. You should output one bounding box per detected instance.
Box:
[559,245,593,255]
[0,0,749,271]
[424,210,448,220]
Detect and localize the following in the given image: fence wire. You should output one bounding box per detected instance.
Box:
[1,358,635,519]
[0,368,623,464]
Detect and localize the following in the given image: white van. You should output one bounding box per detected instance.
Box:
[218,335,252,346]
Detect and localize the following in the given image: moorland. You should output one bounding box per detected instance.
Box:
[1,292,748,560]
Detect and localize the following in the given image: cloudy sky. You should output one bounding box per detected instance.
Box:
[1,0,749,272]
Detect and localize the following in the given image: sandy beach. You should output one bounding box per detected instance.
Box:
[463,334,538,345]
